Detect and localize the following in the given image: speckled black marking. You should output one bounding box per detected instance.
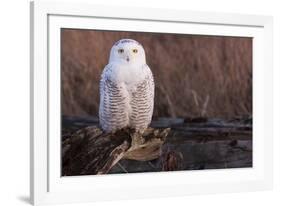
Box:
[114,39,141,46]
[114,40,121,46]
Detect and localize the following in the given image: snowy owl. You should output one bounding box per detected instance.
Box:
[99,39,155,133]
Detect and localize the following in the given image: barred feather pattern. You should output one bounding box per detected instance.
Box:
[129,65,154,132]
[99,65,130,133]
[99,64,154,133]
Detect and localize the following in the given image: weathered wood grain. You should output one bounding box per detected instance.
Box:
[62,124,171,176]
[62,116,252,176]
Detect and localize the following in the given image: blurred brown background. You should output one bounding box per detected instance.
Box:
[61,29,252,118]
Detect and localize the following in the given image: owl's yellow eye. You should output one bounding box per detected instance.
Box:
[132,49,138,53]
[118,49,124,53]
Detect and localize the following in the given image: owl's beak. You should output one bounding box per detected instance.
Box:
[126,56,130,62]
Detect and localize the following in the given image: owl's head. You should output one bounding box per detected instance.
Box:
[109,39,146,65]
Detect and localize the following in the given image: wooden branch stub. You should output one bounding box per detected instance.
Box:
[124,128,170,161]
[161,151,184,171]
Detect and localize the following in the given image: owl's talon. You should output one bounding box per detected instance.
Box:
[130,132,145,148]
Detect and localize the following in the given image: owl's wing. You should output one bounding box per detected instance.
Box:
[129,64,155,131]
[99,65,130,133]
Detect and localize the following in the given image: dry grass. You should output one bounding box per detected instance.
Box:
[61,29,252,118]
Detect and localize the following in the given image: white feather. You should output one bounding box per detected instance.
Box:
[99,39,154,133]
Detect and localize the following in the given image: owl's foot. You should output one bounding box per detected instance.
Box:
[130,132,145,149]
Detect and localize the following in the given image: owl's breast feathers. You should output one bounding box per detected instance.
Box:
[99,64,155,133]
[128,65,154,132]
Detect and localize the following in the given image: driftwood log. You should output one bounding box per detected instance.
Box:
[62,116,252,176]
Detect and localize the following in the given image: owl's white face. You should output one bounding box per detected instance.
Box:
[109,39,146,65]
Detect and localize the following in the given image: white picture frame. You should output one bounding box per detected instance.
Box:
[30,0,273,205]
